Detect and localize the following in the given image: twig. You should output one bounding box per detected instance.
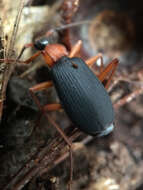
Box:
[3,126,81,190]
[114,87,143,109]
[0,0,26,119]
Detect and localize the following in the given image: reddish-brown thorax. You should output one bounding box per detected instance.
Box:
[41,44,68,67]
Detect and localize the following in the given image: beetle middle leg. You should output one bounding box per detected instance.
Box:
[29,81,72,146]
[0,51,42,65]
[85,56,118,89]
[29,81,73,190]
[85,53,104,73]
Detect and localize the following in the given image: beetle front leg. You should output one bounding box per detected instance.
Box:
[22,51,42,64]
[17,43,34,60]
[0,51,41,65]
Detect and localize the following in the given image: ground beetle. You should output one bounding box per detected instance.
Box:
[18,37,118,137]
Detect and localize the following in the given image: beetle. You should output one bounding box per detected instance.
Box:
[17,38,118,137]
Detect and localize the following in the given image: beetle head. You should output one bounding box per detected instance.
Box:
[34,30,59,51]
[34,37,49,50]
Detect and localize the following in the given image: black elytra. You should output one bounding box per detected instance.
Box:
[50,56,114,136]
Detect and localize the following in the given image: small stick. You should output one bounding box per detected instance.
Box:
[114,88,143,109]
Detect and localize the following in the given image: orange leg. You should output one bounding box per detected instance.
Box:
[86,53,104,72]
[69,42,118,92]
[69,43,104,74]
[98,58,118,89]
[0,51,41,65]
[17,43,33,60]
[29,81,53,110]
[69,40,82,58]
[22,51,41,64]
[29,81,72,145]
[30,81,53,92]
[43,103,62,112]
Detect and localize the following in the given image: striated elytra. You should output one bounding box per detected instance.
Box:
[50,56,114,136]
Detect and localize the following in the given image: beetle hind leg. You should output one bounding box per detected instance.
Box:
[86,55,118,89]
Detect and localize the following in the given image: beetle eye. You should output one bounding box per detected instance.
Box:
[34,38,49,50]
[97,123,114,137]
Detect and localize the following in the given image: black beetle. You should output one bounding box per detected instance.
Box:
[18,37,118,137]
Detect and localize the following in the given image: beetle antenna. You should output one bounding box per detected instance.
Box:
[55,20,91,31]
